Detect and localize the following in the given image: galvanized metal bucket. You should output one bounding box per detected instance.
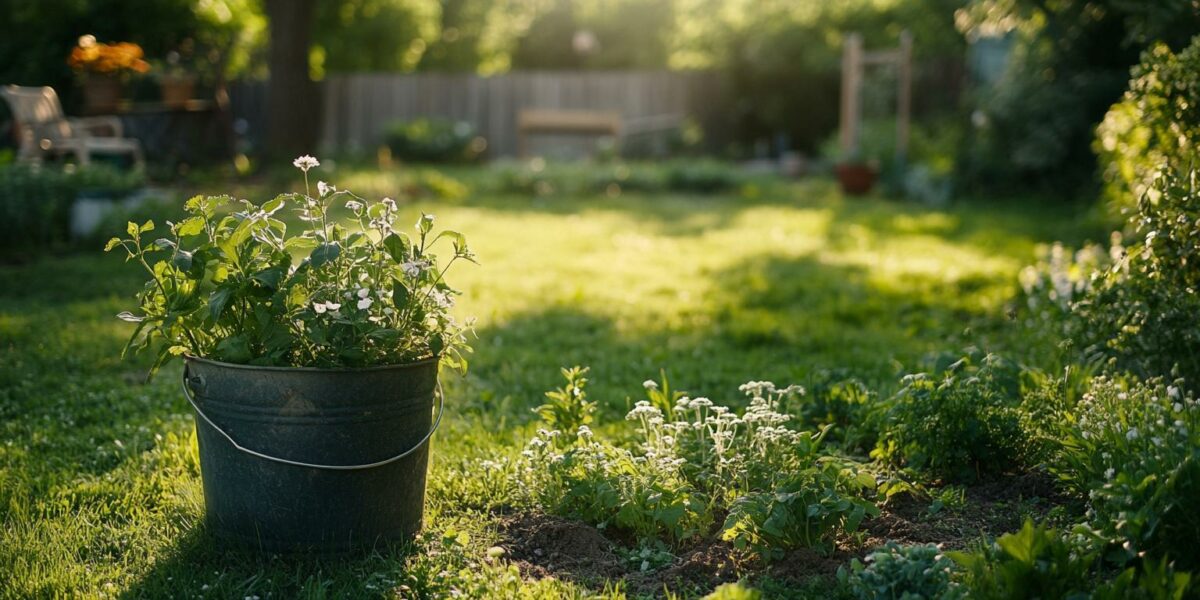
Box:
[181,355,442,553]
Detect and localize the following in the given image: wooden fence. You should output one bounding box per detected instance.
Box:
[232,71,727,157]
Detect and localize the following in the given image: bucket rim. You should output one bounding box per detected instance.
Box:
[184,353,440,374]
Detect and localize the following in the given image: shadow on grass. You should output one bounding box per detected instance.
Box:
[119,524,423,600]
[459,250,1036,426]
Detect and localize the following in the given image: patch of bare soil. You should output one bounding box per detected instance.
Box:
[497,513,624,583]
[497,474,1074,596]
[768,547,850,582]
[861,472,1072,550]
[628,541,745,596]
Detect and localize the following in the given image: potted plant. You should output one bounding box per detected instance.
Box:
[158,50,195,110]
[68,35,150,113]
[834,150,879,196]
[106,155,476,551]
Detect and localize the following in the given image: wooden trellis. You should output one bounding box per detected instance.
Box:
[839,31,913,165]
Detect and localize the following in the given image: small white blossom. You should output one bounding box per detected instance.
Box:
[357,297,373,310]
[1126,428,1139,441]
[292,155,319,171]
[357,288,370,298]
[401,259,426,278]
[643,380,659,390]
[1105,467,1115,479]
[382,197,397,211]
[313,301,341,314]
[317,181,335,196]
[345,200,363,211]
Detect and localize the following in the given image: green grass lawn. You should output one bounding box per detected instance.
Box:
[0,168,1102,598]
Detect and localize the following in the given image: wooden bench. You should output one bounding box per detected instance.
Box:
[516,109,622,158]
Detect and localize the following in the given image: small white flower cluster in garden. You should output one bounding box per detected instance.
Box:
[521,376,814,506]
[1019,235,1125,311]
[1064,377,1198,525]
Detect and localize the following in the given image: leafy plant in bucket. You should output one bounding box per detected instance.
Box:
[107,155,476,374]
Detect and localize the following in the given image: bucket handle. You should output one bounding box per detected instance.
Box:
[181,364,444,471]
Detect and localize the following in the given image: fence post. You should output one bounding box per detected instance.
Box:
[840,33,864,157]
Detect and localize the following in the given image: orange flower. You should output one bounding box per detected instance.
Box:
[67,37,151,75]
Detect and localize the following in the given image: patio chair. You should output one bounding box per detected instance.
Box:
[1,85,144,168]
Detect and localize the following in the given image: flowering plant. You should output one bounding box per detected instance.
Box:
[68,35,151,76]
[512,372,877,558]
[107,155,475,374]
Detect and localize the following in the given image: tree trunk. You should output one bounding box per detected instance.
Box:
[265,0,318,159]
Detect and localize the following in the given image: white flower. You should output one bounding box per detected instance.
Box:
[357,288,370,298]
[292,155,320,172]
[1168,386,1181,400]
[382,197,397,211]
[401,259,425,278]
[1126,428,1139,441]
[1105,467,1115,479]
[317,181,335,196]
[345,200,363,211]
[431,290,454,308]
[357,297,373,310]
[577,425,593,439]
[643,380,659,390]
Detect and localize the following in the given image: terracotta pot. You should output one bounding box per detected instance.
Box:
[835,162,878,196]
[83,75,123,113]
[161,75,195,109]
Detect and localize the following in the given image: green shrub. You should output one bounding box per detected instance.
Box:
[873,352,1026,482]
[0,164,145,252]
[1092,556,1193,600]
[797,374,875,450]
[662,160,746,194]
[383,118,482,163]
[839,542,964,600]
[1051,377,1200,570]
[1073,167,1200,384]
[949,521,1097,600]
[1096,36,1200,213]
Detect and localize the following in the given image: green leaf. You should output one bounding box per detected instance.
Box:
[209,287,234,321]
[116,311,145,322]
[262,195,285,215]
[284,236,319,252]
[104,237,122,252]
[429,333,445,356]
[382,233,410,262]
[140,220,155,233]
[176,216,206,237]
[252,267,285,290]
[309,242,341,268]
[126,221,139,237]
[392,278,410,306]
[172,250,193,272]
[214,335,252,363]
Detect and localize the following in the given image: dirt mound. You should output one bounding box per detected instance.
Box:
[768,547,848,582]
[630,541,744,595]
[497,513,624,582]
[862,472,1071,550]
